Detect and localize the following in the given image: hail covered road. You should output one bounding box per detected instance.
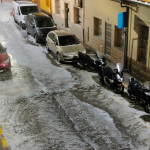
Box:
[1,2,150,150]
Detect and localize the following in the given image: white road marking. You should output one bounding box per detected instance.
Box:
[48,54,54,58]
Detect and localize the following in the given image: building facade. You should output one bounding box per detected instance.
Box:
[35,0,53,15]
[51,0,84,41]
[84,0,127,64]
[126,0,150,80]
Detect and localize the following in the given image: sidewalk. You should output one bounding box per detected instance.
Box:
[82,42,145,88]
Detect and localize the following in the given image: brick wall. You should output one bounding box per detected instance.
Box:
[128,58,150,81]
[84,0,126,64]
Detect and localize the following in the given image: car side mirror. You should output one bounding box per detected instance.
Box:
[55,23,57,26]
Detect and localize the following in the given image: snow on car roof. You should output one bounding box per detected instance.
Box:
[54,30,74,37]
[19,3,37,7]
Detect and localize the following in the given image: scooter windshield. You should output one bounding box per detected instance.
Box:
[143,81,150,90]
[116,63,123,73]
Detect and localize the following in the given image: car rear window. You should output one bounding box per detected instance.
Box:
[58,35,80,46]
[0,44,6,54]
[35,18,55,27]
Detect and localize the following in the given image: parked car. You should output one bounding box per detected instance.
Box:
[46,30,86,63]
[25,12,57,43]
[0,44,11,72]
[13,0,39,29]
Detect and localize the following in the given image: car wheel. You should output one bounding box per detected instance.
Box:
[144,103,150,113]
[20,22,23,29]
[22,23,26,30]
[34,35,38,43]
[14,17,17,23]
[46,42,50,52]
[26,27,29,35]
[57,52,61,62]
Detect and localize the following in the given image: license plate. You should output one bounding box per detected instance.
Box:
[0,70,3,72]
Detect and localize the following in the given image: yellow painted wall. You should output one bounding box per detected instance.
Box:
[40,0,53,15]
[128,3,150,67]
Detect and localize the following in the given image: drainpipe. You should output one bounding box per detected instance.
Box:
[120,0,129,69]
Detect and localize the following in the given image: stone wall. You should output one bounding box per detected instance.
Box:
[128,58,150,81]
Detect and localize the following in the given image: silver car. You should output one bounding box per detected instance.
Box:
[46,30,86,62]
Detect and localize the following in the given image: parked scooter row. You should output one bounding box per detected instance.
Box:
[78,52,150,113]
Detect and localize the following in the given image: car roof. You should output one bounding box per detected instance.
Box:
[31,12,50,19]
[52,30,74,37]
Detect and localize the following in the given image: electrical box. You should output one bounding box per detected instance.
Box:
[118,12,128,29]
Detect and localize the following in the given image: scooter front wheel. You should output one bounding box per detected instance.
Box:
[114,84,124,94]
[144,103,150,113]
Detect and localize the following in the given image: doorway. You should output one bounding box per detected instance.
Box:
[64,3,70,28]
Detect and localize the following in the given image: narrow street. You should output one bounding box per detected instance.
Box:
[1,1,150,150]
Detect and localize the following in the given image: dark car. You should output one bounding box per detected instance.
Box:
[25,12,57,43]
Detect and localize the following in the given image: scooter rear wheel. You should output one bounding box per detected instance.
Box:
[144,104,150,113]
[114,84,124,94]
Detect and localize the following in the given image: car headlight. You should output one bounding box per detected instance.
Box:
[63,52,69,56]
[4,58,10,64]
[82,49,86,54]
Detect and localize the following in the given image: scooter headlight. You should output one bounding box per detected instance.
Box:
[116,74,123,82]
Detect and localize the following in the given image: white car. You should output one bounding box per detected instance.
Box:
[46,30,86,62]
[13,1,39,29]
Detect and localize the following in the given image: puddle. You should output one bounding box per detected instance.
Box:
[141,115,150,123]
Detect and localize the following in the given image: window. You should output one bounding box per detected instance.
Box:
[58,35,80,46]
[20,6,39,15]
[138,25,149,62]
[55,0,60,14]
[74,7,81,25]
[35,18,54,27]
[48,33,58,45]
[94,17,102,37]
[46,0,49,7]
[74,0,82,7]
[114,26,124,50]
[0,44,6,54]
[28,16,34,25]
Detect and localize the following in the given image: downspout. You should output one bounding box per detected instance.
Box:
[120,0,129,69]
[83,0,85,43]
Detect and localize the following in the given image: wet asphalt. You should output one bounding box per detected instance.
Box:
[1,2,150,150]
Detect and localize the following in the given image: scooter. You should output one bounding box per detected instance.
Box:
[78,52,101,71]
[99,63,125,94]
[128,77,150,113]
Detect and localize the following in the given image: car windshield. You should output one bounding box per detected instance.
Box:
[0,44,6,54]
[35,18,55,27]
[58,35,80,46]
[116,63,123,73]
[20,6,39,15]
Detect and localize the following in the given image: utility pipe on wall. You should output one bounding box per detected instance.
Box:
[120,0,129,69]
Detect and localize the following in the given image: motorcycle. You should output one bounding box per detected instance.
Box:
[78,52,104,71]
[99,63,125,94]
[128,77,150,113]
